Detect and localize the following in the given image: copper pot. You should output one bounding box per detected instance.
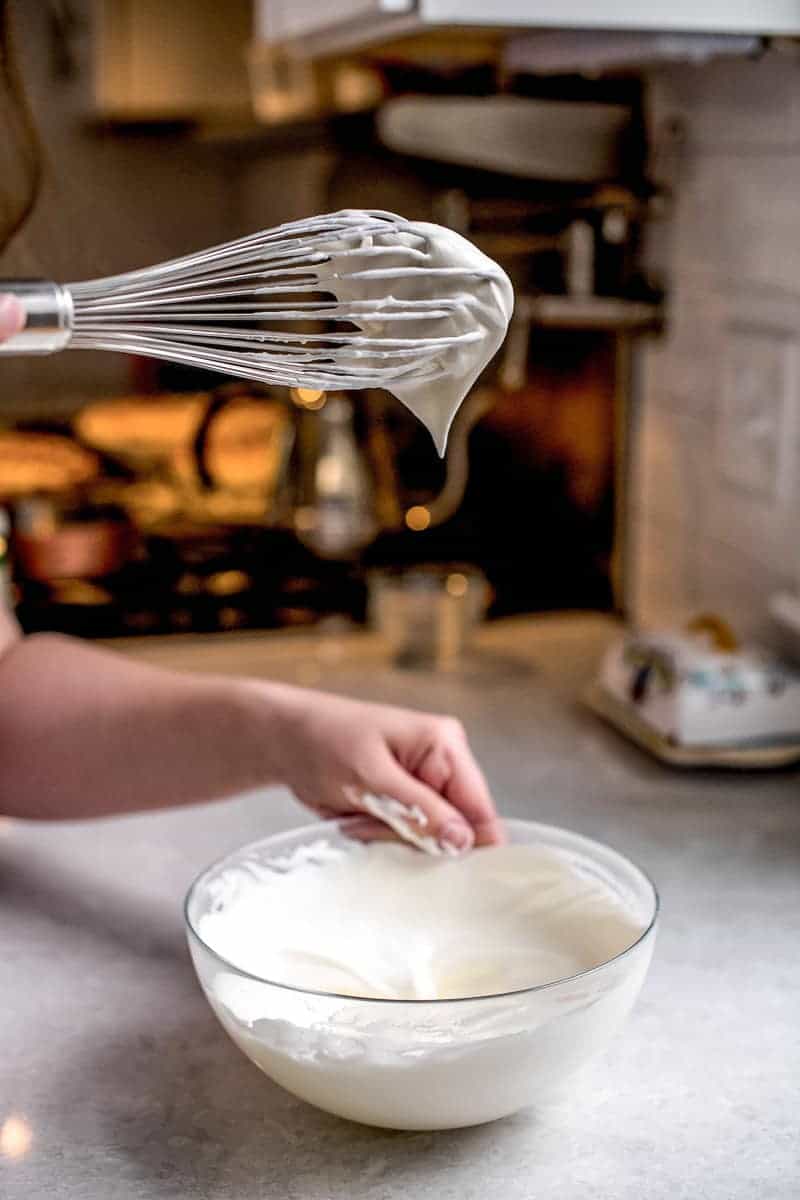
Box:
[12,498,136,582]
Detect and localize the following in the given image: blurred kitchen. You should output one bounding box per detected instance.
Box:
[2,0,800,666]
[0,0,659,645]
[6,8,800,1195]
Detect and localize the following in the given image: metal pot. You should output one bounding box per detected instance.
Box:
[12,496,137,582]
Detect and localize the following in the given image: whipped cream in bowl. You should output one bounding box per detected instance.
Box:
[185,818,658,1130]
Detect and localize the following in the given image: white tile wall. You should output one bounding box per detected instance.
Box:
[631,50,800,642]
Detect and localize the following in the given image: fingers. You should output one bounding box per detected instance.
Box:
[438,745,505,848]
[371,759,476,854]
[297,804,397,843]
[339,815,403,844]
[297,785,467,855]
[0,295,25,342]
[285,693,503,854]
[408,718,504,847]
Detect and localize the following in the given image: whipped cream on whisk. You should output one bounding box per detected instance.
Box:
[321,217,514,455]
[3,211,510,453]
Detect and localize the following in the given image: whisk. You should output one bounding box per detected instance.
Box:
[0,210,501,428]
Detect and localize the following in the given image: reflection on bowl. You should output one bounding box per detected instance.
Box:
[185,819,658,1130]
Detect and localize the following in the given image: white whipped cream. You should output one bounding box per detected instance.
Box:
[199,841,642,1002]
[356,794,452,857]
[194,837,654,1128]
[323,217,514,454]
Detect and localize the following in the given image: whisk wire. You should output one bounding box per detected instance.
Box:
[3,211,504,419]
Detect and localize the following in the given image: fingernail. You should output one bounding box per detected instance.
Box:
[473,818,507,846]
[438,821,474,856]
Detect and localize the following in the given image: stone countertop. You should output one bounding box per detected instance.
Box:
[2,615,798,1199]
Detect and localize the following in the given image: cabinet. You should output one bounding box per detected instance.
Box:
[256,1,414,45]
[94,0,252,119]
[256,0,800,56]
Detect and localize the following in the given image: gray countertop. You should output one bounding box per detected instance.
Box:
[2,615,798,1199]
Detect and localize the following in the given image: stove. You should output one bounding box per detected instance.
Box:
[16,527,368,639]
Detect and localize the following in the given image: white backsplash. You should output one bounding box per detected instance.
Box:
[631,51,800,642]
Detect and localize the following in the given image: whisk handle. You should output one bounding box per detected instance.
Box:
[0,280,73,354]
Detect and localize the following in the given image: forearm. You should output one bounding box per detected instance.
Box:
[0,633,297,820]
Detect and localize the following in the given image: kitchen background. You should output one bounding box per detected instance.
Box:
[1,0,799,650]
[5,9,800,1192]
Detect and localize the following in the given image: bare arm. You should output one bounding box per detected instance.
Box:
[0,296,284,819]
[0,620,501,847]
[0,627,292,820]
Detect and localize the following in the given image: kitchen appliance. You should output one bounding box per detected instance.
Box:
[73,382,484,549]
[0,210,499,414]
[291,394,378,559]
[586,618,800,767]
[185,817,658,1130]
[75,388,294,526]
[9,377,496,638]
[0,430,99,497]
[12,495,136,583]
[0,429,136,586]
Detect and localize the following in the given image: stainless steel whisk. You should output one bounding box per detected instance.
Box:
[0,210,483,394]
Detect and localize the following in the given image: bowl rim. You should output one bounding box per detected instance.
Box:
[184,816,660,1006]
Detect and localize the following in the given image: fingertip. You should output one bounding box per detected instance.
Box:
[0,295,25,340]
[371,764,475,856]
[472,817,507,847]
[438,819,475,855]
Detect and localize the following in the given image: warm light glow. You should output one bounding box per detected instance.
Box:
[405,505,431,532]
[292,388,326,410]
[175,573,202,596]
[294,506,316,533]
[446,572,468,598]
[0,817,14,838]
[332,63,384,112]
[0,1116,33,1160]
[218,606,245,630]
[316,453,345,495]
[205,570,250,597]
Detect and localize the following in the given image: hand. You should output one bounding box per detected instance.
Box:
[273,688,503,853]
[0,294,24,341]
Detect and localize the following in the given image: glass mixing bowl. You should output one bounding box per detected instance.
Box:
[185,818,658,1130]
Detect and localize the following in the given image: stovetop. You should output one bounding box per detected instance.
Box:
[16,528,368,638]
